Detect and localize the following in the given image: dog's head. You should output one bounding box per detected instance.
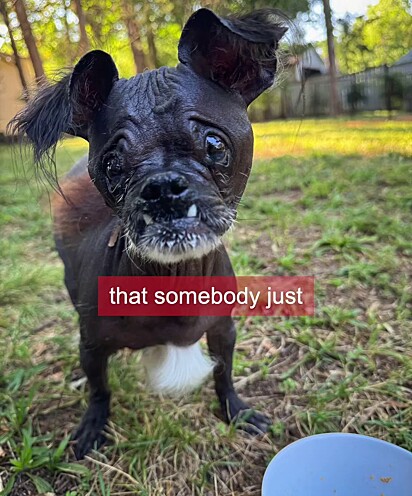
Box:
[11,9,287,263]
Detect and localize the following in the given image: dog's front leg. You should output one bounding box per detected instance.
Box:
[72,340,111,459]
[207,318,272,434]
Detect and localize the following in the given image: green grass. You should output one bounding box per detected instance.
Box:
[1,118,412,495]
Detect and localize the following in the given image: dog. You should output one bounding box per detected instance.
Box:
[10,8,287,459]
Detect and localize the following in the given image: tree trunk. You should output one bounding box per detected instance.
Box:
[146,24,158,68]
[322,0,339,116]
[0,0,28,99]
[63,1,75,63]
[121,0,147,73]
[13,0,45,84]
[73,0,90,54]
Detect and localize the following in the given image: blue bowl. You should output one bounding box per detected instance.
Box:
[262,433,412,496]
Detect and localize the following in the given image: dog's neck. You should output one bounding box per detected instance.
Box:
[126,250,223,277]
[109,227,226,277]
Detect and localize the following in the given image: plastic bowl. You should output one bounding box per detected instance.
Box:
[262,433,412,496]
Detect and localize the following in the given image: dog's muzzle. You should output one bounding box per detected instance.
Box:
[124,171,235,263]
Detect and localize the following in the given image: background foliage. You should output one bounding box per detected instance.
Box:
[334,0,412,74]
[1,0,410,80]
[0,0,309,78]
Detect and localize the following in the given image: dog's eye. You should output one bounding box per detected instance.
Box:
[104,154,123,179]
[206,135,229,165]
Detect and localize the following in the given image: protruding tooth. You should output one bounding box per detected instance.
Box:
[187,204,197,218]
[143,214,153,225]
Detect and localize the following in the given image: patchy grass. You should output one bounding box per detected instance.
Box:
[1,118,412,495]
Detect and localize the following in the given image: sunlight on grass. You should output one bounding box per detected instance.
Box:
[253,118,412,158]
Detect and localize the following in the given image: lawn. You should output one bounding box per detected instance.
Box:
[1,117,411,495]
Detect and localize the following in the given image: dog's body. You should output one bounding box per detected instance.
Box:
[11,8,287,459]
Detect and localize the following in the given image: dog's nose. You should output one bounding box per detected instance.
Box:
[140,172,189,201]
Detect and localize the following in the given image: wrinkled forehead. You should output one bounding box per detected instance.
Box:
[105,65,251,136]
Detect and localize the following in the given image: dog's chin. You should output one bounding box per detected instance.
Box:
[126,217,223,264]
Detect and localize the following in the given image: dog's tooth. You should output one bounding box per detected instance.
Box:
[143,214,153,225]
[187,204,197,218]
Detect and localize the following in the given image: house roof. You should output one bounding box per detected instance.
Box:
[393,50,412,66]
[284,45,326,70]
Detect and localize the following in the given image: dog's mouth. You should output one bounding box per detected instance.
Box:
[125,201,235,264]
[141,202,199,228]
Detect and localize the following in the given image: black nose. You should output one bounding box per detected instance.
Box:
[140,172,189,201]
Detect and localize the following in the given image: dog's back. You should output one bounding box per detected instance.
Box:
[52,157,115,305]
[53,157,113,241]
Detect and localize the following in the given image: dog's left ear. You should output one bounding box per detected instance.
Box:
[9,50,118,164]
[178,8,288,106]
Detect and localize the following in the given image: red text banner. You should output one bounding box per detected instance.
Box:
[98,276,315,317]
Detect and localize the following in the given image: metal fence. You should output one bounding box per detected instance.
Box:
[249,62,412,120]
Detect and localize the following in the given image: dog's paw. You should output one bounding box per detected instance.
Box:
[232,408,272,434]
[222,393,272,435]
[71,404,109,459]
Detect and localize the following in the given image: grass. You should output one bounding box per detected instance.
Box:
[1,116,412,495]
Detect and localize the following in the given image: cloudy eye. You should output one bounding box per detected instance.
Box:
[206,135,229,165]
[104,154,123,180]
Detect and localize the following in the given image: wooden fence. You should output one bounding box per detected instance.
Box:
[249,62,412,120]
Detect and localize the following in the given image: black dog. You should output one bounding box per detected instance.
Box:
[11,8,287,459]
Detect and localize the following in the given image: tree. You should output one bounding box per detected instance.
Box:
[146,24,158,68]
[321,0,339,115]
[121,0,147,73]
[0,0,313,80]
[73,0,90,55]
[336,0,412,74]
[0,0,28,98]
[13,0,45,83]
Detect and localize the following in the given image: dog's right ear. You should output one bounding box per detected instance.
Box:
[178,9,287,106]
[9,50,118,163]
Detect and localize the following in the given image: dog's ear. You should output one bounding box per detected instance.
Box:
[9,50,118,164]
[178,8,287,106]
[69,50,118,138]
